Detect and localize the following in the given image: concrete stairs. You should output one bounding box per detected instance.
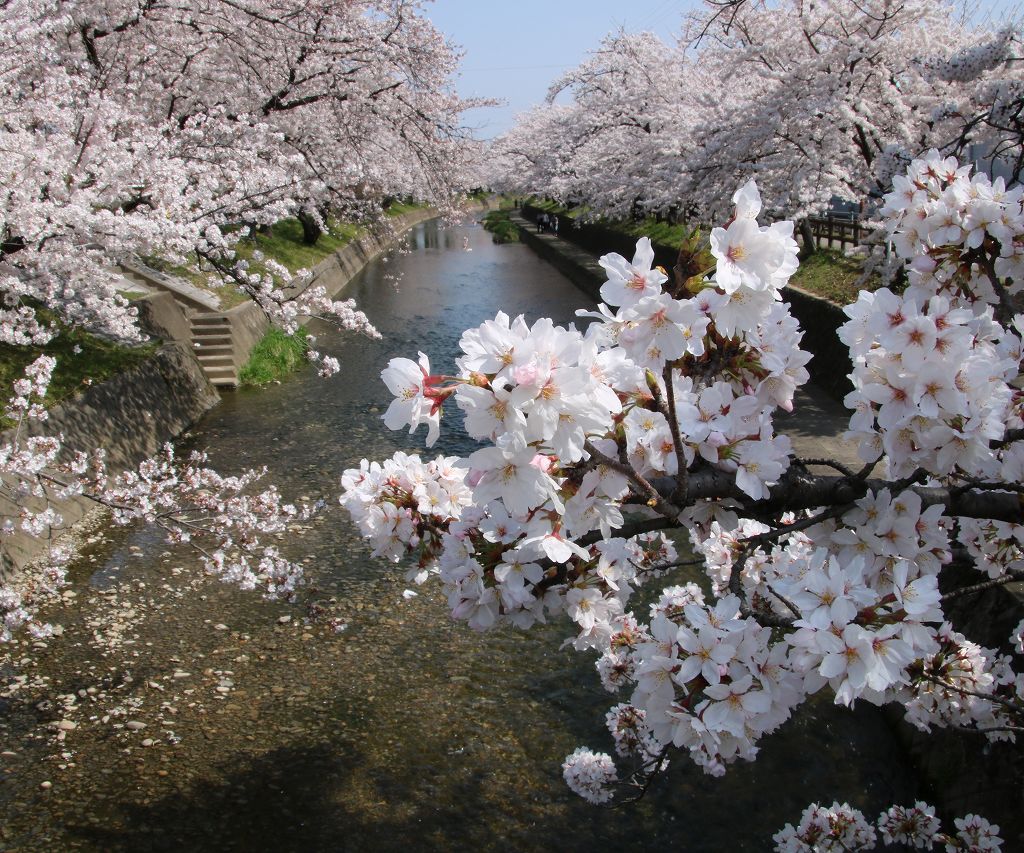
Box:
[113,259,242,389]
[189,313,239,388]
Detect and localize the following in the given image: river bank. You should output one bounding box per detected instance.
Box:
[134,199,495,389]
[2,202,495,580]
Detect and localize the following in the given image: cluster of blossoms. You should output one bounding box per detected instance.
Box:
[561,747,618,804]
[930,27,1018,85]
[343,177,808,644]
[775,800,1002,852]
[341,152,1024,829]
[0,357,315,640]
[4,355,55,423]
[98,445,311,598]
[340,451,472,569]
[842,150,1024,478]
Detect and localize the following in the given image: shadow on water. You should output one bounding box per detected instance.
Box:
[64,742,376,853]
[56,698,917,853]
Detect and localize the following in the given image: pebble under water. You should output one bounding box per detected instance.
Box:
[0,218,921,851]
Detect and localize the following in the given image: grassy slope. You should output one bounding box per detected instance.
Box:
[482,209,519,243]
[238,327,310,387]
[0,316,157,429]
[788,248,880,306]
[242,218,362,274]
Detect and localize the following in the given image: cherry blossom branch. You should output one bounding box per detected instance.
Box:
[664,466,1024,523]
[918,673,1024,715]
[793,456,858,478]
[584,440,682,521]
[939,570,1024,602]
[662,364,690,502]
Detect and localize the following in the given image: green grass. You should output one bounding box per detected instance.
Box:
[482,209,520,243]
[241,218,362,276]
[620,219,692,250]
[788,248,881,305]
[144,217,364,309]
[0,315,157,429]
[239,327,311,387]
[384,200,428,218]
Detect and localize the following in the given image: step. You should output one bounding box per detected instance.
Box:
[203,367,239,384]
[194,343,233,356]
[191,314,231,327]
[191,333,233,346]
[207,377,239,389]
[197,354,235,368]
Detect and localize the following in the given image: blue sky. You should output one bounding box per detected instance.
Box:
[425,0,1023,140]
[427,0,700,138]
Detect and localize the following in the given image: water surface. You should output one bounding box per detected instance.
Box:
[0,218,919,851]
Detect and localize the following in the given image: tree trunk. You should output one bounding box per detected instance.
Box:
[297,210,321,245]
[798,217,817,259]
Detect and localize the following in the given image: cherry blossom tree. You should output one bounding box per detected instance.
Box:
[486,30,702,220]
[497,31,697,221]
[0,0,478,635]
[0,0,479,346]
[487,1,1023,223]
[677,0,1024,220]
[342,151,1023,849]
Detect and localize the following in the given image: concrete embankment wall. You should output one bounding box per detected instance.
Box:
[0,342,220,580]
[302,207,442,300]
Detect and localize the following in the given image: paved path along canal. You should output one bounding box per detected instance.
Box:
[0,217,918,852]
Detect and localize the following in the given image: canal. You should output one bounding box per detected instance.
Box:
[0,217,919,851]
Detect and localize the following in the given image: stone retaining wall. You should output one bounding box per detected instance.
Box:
[0,342,219,579]
[514,218,605,303]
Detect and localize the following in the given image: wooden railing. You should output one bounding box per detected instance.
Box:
[806,214,867,251]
